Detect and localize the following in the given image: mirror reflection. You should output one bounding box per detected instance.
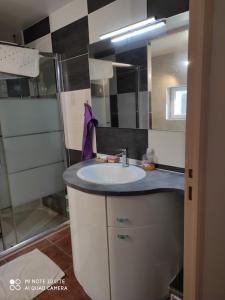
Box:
[151,30,188,131]
[89,27,188,131]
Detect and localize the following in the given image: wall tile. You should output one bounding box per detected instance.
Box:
[51,16,89,60]
[0,99,62,137]
[148,129,185,168]
[26,33,52,52]
[88,0,147,44]
[61,54,90,92]
[23,17,50,44]
[147,0,189,19]
[87,0,116,14]
[60,89,92,151]
[110,95,119,127]
[116,46,147,67]
[117,69,136,93]
[96,127,148,160]
[9,162,65,207]
[49,0,88,33]
[117,93,136,128]
[66,149,82,166]
[6,79,30,98]
[4,132,64,174]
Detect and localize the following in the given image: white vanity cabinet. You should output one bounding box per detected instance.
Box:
[107,193,183,300]
[68,187,110,300]
[68,188,183,300]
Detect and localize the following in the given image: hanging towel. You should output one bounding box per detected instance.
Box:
[82,103,98,160]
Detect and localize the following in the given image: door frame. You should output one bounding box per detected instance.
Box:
[184,0,214,299]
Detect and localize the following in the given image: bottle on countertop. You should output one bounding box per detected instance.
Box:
[142,148,156,171]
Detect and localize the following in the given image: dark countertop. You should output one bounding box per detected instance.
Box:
[63,159,184,196]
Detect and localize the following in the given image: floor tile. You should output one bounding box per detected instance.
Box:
[41,244,73,272]
[47,226,70,243]
[36,267,91,300]
[55,234,72,256]
[0,259,6,266]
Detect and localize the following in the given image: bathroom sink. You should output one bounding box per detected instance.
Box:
[77,163,146,185]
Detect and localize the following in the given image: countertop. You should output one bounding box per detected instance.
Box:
[63,159,184,196]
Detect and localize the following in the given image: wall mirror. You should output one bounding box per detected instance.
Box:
[88,13,189,131]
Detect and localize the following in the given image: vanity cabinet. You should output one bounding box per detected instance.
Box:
[68,188,110,300]
[68,188,183,300]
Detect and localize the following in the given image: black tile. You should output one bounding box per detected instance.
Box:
[117,67,147,93]
[61,54,90,92]
[87,0,116,14]
[116,47,147,68]
[23,17,50,44]
[7,79,30,97]
[66,149,82,166]
[110,95,118,127]
[89,40,115,59]
[140,68,148,91]
[117,69,136,94]
[147,0,189,19]
[52,16,89,60]
[96,127,148,160]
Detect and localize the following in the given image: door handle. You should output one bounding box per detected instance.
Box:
[117,234,129,240]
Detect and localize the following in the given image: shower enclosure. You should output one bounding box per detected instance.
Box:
[0,45,68,252]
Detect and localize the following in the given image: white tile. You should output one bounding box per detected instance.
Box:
[117,93,136,128]
[88,0,147,44]
[49,0,88,32]
[9,162,65,207]
[3,132,64,174]
[26,33,52,52]
[0,99,62,137]
[138,91,149,129]
[0,139,11,209]
[61,89,96,152]
[148,130,185,168]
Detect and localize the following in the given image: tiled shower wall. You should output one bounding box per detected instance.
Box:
[23,0,188,168]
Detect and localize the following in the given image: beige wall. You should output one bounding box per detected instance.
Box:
[152,50,187,131]
[199,0,225,298]
[148,130,185,168]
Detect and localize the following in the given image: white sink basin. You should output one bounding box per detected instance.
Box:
[77,163,146,185]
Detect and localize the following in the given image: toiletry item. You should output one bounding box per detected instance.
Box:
[142,148,156,171]
[143,163,155,171]
[107,155,120,163]
[146,148,155,163]
[96,155,108,163]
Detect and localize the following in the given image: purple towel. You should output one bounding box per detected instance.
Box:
[81,103,98,160]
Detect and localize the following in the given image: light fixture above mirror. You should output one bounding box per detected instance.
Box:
[99,17,166,43]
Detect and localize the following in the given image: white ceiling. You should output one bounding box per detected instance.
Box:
[0,0,73,42]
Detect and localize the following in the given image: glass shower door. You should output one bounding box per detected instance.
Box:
[0,55,68,251]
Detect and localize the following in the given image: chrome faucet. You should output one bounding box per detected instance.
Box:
[117,148,129,167]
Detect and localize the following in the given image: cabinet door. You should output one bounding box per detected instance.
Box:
[107,192,183,227]
[68,188,110,300]
[108,226,182,300]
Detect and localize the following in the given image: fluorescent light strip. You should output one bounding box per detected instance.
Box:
[111,21,166,43]
[100,17,156,40]
[112,62,133,68]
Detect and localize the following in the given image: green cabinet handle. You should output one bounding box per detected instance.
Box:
[117,234,129,240]
[116,218,129,223]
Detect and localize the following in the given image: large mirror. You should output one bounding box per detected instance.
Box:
[89,14,189,131]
